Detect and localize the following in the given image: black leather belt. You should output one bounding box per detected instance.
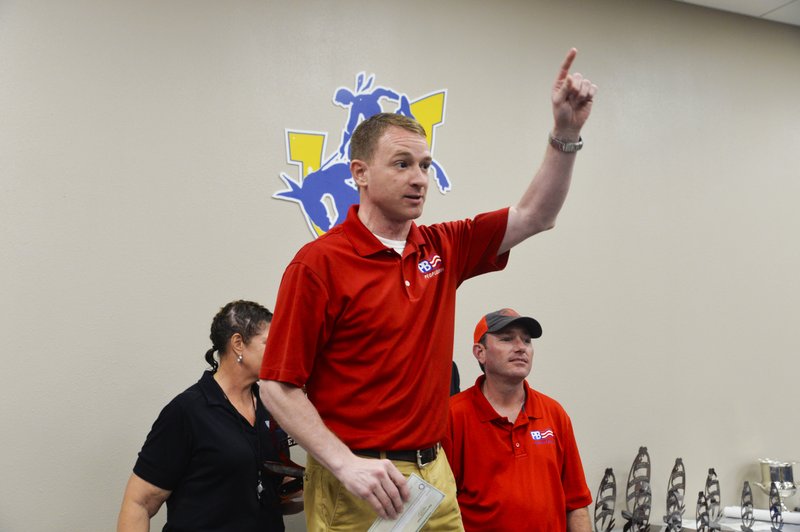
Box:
[354,443,440,468]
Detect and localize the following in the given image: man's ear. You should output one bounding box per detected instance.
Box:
[350,159,368,187]
[472,343,486,366]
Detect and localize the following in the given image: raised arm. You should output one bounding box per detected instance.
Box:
[499,48,597,255]
[259,380,410,519]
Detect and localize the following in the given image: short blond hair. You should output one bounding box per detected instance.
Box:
[349,113,427,163]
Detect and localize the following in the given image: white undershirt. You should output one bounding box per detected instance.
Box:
[373,233,406,255]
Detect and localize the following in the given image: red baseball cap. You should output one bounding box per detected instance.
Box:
[473,308,543,344]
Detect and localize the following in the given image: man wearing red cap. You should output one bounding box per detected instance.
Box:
[443,309,592,531]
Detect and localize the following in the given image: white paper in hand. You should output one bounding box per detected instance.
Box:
[368,473,446,532]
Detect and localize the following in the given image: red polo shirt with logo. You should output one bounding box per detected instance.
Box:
[443,376,592,531]
[260,205,509,450]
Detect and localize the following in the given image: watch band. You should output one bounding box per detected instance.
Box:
[548,133,583,153]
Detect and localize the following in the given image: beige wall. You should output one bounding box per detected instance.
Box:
[2,0,799,530]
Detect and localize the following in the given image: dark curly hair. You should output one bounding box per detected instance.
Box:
[204,300,273,372]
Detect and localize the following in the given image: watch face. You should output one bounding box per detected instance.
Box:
[565,138,583,152]
[549,135,582,152]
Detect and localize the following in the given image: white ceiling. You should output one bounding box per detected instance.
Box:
[672,0,800,27]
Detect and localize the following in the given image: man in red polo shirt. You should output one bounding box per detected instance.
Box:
[443,309,593,531]
[260,48,597,531]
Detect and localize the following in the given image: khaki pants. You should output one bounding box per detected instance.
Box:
[304,451,464,531]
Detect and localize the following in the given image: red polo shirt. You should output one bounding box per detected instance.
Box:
[443,376,592,531]
[260,205,509,450]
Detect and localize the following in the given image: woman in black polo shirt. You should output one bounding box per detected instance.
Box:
[117,300,299,531]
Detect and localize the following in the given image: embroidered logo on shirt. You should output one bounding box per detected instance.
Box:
[418,254,444,278]
[531,429,555,444]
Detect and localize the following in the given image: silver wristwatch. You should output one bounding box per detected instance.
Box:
[548,133,583,153]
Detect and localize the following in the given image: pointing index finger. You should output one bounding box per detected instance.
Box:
[556,48,578,82]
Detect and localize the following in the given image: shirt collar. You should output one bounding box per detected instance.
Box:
[198,370,262,412]
[198,370,227,407]
[470,374,542,422]
[520,378,543,419]
[342,204,426,257]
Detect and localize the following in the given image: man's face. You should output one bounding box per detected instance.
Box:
[354,126,432,225]
[476,325,534,382]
